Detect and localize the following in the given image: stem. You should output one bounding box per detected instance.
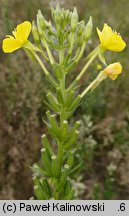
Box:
[59,29,66,100]
[80,71,107,98]
[66,79,77,93]
[40,50,49,61]
[59,49,64,65]
[64,32,75,65]
[33,52,49,76]
[76,51,98,81]
[80,78,98,98]
[41,39,55,65]
[74,41,87,63]
[67,50,99,92]
[33,52,58,87]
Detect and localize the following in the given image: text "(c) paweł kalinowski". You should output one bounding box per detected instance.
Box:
[19,202,104,212]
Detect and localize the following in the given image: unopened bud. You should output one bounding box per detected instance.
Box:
[54,4,61,23]
[78,21,85,35]
[83,16,93,41]
[37,10,46,30]
[32,21,40,43]
[65,9,70,19]
[71,7,78,30]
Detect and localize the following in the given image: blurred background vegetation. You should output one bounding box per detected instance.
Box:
[0,0,129,199]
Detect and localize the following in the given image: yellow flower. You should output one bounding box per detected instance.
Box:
[103,62,122,80]
[97,24,126,52]
[2,21,31,53]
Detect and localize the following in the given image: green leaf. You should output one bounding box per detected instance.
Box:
[70,161,84,174]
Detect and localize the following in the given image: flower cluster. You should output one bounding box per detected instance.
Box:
[2,19,126,83]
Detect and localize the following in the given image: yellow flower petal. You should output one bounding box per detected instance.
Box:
[97,24,126,52]
[96,28,102,43]
[14,21,32,43]
[108,74,118,80]
[106,34,126,52]
[2,21,32,53]
[101,24,113,46]
[103,62,122,80]
[2,37,22,53]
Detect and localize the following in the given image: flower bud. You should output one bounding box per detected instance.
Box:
[65,9,71,20]
[54,4,61,23]
[71,7,78,31]
[37,10,46,30]
[83,16,93,41]
[78,21,85,36]
[32,20,40,43]
[103,62,122,80]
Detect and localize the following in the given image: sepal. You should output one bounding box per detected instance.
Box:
[32,20,41,47]
[98,46,107,65]
[83,16,93,41]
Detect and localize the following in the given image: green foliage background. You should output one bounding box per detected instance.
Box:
[0,0,129,199]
